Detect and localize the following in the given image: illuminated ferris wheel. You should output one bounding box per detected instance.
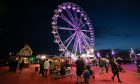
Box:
[51,2,95,56]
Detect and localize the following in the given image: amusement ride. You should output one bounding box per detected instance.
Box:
[51,2,96,61]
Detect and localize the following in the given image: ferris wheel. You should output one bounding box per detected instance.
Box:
[51,2,94,56]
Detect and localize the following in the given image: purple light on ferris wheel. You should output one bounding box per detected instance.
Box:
[52,2,95,56]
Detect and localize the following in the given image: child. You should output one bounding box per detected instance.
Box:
[83,67,90,84]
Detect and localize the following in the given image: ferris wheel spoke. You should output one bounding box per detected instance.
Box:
[80,35,87,48]
[72,34,76,51]
[63,32,76,44]
[77,14,82,28]
[78,33,82,54]
[65,32,76,48]
[73,33,79,55]
[81,30,91,32]
[59,13,75,28]
[80,23,87,29]
[81,37,89,49]
[80,32,90,47]
[82,38,90,48]
[58,26,76,31]
[64,9,76,25]
[81,32,90,41]
[78,16,87,30]
[73,11,79,27]
[73,38,76,53]
[80,17,84,26]
[60,51,65,57]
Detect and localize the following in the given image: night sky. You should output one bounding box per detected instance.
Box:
[0,0,140,56]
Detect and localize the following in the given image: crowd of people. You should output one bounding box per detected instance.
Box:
[8,57,25,73]
[37,56,125,84]
[75,56,124,84]
[7,55,126,84]
[39,57,72,79]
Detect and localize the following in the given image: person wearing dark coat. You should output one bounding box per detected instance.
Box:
[75,56,85,84]
[83,68,90,84]
[13,59,18,72]
[8,59,13,72]
[9,57,15,72]
[110,59,122,82]
[19,60,24,71]
[59,66,66,76]
[39,60,44,76]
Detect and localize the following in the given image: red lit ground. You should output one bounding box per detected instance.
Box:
[0,64,140,84]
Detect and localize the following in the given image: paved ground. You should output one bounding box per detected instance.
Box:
[0,64,140,84]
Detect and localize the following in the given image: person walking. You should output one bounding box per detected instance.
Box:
[99,58,105,75]
[13,58,18,72]
[39,60,44,76]
[110,59,122,82]
[19,60,24,71]
[83,67,90,84]
[75,56,85,84]
[105,59,109,73]
[49,61,55,75]
[44,58,50,78]
[8,57,13,72]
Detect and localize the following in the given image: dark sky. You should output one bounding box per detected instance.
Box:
[0,0,140,56]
